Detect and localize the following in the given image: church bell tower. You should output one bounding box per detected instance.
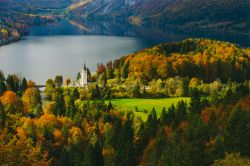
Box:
[80,62,88,88]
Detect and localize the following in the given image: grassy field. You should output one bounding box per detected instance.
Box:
[106,97,190,120]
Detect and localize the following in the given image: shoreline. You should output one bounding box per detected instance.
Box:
[0,37,21,47]
[1,17,250,48]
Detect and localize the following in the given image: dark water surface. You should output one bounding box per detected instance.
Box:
[0,19,249,84]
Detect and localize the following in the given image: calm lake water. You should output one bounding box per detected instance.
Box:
[0,19,249,84]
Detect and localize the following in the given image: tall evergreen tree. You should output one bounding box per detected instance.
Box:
[160,107,167,125]
[189,88,203,114]
[225,108,250,156]
[54,88,66,116]
[174,100,187,128]
[166,104,176,126]
[0,70,5,81]
[83,140,104,166]
[121,62,129,79]
[72,88,80,101]
[20,78,27,92]
[0,80,6,96]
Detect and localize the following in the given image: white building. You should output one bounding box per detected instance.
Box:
[76,63,88,88]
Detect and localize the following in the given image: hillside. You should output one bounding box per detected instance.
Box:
[0,38,250,165]
[0,0,76,45]
[112,38,250,83]
[70,0,250,33]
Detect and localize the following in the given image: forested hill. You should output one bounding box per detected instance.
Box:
[0,0,77,11]
[70,0,250,33]
[112,39,250,83]
[0,0,77,45]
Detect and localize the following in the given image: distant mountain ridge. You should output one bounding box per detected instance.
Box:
[1,0,249,46]
[69,0,250,33]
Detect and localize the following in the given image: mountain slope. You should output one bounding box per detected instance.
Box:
[70,0,250,33]
[0,0,77,45]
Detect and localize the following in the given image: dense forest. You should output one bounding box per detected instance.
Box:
[0,39,250,165]
[0,0,64,46]
[99,38,250,83]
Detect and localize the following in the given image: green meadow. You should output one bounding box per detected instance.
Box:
[107,97,190,120]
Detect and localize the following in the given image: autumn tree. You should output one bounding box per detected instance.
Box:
[44,79,55,100]
[0,90,20,114]
[114,69,121,83]
[106,61,114,79]
[22,88,42,117]
[65,78,71,87]
[54,75,63,87]
[27,80,36,88]
[212,153,250,166]
[96,63,105,75]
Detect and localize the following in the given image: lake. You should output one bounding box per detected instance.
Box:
[0,19,249,84]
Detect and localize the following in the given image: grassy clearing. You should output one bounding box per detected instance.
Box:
[106,97,190,120]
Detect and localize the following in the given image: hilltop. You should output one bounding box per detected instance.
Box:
[112,38,250,83]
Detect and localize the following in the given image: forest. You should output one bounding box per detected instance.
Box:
[0,0,60,46]
[69,0,250,34]
[0,38,250,165]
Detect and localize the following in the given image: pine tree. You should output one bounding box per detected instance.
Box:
[0,102,6,129]
[102,70,107,87]
[0,80,6,96]
[20,78,27,92]
[166,104,176,126]
[121,62,129,79]
[107,101,113,111]
[0,70,4,81]
[225,108,250,156]
[76,72,81,81]
[189,88,203,114]
[83,136,104,166]
[160,107,167,125]
[174,100,187,128]
[72,88,80,101]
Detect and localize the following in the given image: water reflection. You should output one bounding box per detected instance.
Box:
[30,18,250,47]
[0,19,249,84]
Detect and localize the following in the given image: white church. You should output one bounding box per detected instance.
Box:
[75,63,88,88]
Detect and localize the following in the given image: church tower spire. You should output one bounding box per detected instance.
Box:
[78,61,88,88]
